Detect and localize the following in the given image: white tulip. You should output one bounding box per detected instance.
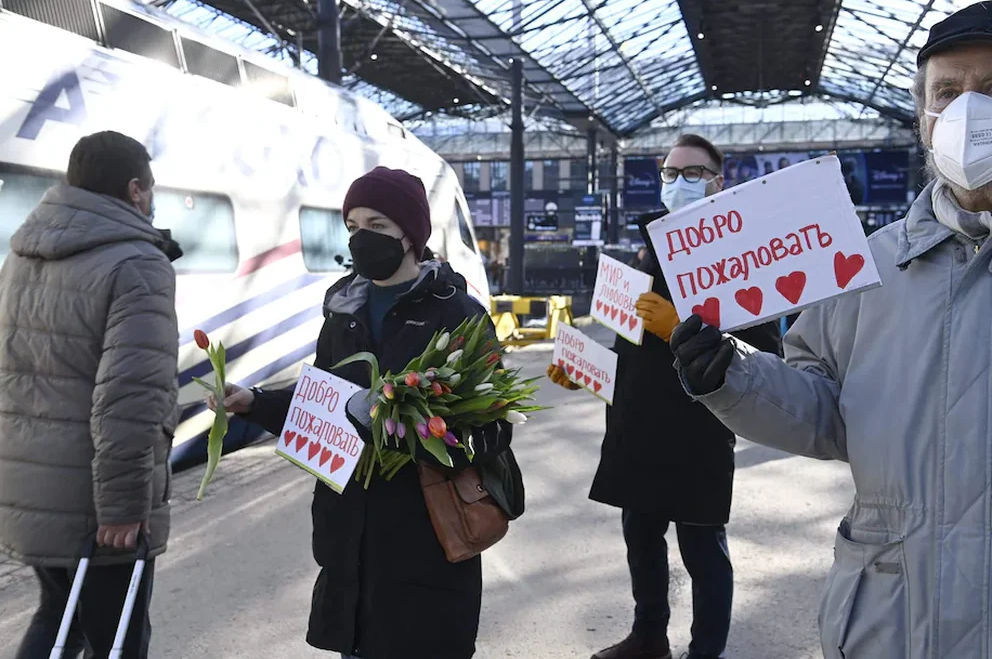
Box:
[448,373,462,385]
[435,333,450,350]
[446,349,463,364]
[475,383,494,392]
[506,411,527,424]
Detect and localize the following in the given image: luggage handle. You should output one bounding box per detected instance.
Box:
[50,531,150,659]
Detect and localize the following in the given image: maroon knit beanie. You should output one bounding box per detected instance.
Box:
[342,166,432,259]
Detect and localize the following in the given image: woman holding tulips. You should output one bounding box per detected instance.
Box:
[206,167,515,659]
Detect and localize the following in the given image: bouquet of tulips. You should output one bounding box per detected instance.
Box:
[334,313,545,488]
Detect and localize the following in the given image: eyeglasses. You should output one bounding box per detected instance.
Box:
[660,165,719,184]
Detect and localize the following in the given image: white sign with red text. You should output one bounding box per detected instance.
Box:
[646,156,881,331]
[276,364,365,494]
[591,254,654,345]
[552,323,618,405]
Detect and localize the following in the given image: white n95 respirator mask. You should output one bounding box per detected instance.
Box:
[926,91,992,191]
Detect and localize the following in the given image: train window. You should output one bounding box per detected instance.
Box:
[0,167,63,264]
[101,5,180,69]
[5,0,101,41]
[181,38,242,87]
[243,61,294,107]
[299,207,350,271]
[453,203,477,254]
[153,190,238,273]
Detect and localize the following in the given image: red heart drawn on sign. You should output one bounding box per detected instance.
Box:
[565,364,575,376]
[296,435,308,452]
[595,300,603,312]
[775,271,807,305]
[692,297,721,328]
[330,454,346,474]
[628,315,638,331]
[592,381,602,394]
[574,370,584,383]
[735,287,764,316]
[557,358,565,368]
[583,374,592,386]
[283,430,297,447]
[308,440,321,461]
[319,447,332,467]
[834,252,865,289]
[610,307,619,321]
[620,311,628,326]
[601,303,611,319]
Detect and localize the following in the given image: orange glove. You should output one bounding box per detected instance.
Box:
[635,292,680,342]
[546,363,581,390]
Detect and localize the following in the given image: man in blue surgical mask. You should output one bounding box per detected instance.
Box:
[549,133,781,659]
[660,134,725,212]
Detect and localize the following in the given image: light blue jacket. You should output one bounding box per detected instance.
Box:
[689,182,992,659]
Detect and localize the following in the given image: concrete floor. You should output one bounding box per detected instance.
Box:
[0,323,853,658]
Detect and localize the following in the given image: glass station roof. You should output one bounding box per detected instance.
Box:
[820,0,977,119]
[157,0,983,134]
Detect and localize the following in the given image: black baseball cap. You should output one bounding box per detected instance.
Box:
[918,2,992,65]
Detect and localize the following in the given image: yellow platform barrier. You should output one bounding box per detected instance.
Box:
[489,295,573,347]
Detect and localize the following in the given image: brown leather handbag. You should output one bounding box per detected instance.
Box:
[418,462,509,563]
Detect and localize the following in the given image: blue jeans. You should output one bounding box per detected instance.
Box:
[622,509,732,658]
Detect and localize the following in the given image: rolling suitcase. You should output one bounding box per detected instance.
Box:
[49,532,149,659]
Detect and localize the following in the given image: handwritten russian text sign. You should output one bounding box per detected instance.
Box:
[277,364,365,494]
[552,323,618,405]
[591,253,654,345]
[646,156,881,332]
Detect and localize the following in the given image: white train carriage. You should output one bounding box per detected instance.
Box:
[0,0,489,467]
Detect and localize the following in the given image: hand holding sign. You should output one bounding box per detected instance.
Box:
[647,156,881,331]
[635,292,680,342]
[670,315,735,395]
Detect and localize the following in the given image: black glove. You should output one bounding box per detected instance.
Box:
[344,389,374,444]
[670,315,735,395]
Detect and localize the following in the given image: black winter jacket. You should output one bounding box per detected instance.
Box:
[588,253,781,524]
[244,261,513,659]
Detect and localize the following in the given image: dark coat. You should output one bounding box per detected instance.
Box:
[588,254,781,524]
[244,261,512,659]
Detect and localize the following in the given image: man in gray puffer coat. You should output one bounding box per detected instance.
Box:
[3,131,180,658]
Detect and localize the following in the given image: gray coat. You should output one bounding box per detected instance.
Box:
[686,181,992,659]
[0,185,179,567]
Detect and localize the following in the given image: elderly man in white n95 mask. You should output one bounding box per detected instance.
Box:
[665,2,992,659]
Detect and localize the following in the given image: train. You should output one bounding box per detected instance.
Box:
[0,0,490,468]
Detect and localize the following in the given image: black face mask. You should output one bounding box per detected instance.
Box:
[349,229,407,280]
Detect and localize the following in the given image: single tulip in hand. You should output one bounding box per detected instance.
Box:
[546,364,581,390]
[191,329,228,501]
[635,291,680,342]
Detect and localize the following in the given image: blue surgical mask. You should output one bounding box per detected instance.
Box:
[661,175,707,211]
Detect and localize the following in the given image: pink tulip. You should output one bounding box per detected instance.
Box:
[416,422,429,438]
[384,418,396,435]
[383,383,395,400]
[396,423,407,439]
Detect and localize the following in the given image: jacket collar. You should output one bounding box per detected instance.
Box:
[325,260,445,316]
[894,180,957,268]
